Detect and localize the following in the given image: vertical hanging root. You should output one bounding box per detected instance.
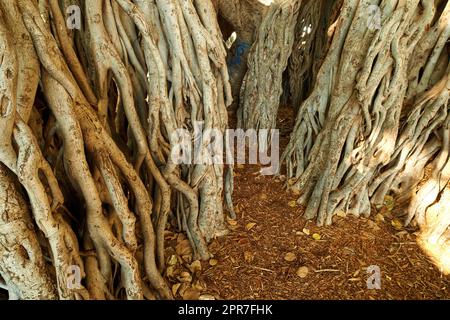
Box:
[287,0,342,109]
[238,0,300,138]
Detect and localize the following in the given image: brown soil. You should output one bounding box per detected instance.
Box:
[187,106,450,300]
[197,163,450,299]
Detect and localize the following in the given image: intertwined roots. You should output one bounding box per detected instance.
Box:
[283,0,450,274]
[0,0,233,299]
[1,0,449,301]
[238,0,299,136]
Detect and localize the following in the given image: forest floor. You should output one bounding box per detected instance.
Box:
[164,107,450,300]
[194,163,450,299]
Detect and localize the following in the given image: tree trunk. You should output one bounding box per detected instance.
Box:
[216,0,270,107]
[287,0,342,109]
[283,0,450,272]
[238,0,300,143]
[0,0,232,299]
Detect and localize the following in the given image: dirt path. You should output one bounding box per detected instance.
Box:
[162,107,450,300]
[197,107,450,300]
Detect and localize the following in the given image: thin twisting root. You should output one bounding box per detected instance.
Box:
[0,0,233,299]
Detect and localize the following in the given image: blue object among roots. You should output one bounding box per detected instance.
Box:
[228,40,251,69]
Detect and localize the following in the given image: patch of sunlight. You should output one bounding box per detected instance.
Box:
[418,235,450,275]
[257,0,274,6]
[302,24,312,35]
[225,31,237,49]
[418,195,450,275]
[423,187,439,207]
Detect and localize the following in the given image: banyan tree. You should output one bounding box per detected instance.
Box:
[0,0,449,300]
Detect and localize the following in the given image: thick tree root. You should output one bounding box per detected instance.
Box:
[0,0,232,299]
[284,0,448,221]
[283,0,450,272]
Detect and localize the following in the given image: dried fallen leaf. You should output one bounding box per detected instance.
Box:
[252,234,262,241]
[208,239,221,252]
[259,194,268,201]
[284,252,297,262]
[227,219,238,226]
[199,294,215,300]
[178,283,189,297]
[288,200,297,208]
[367,220,381,232]
[176,239,193,256]
[178,271,192,283]
[296,266,309,278]
[164,230,177,240]
[336,210,347,218]
[375,213,385,223]
[167,254,178,266]
[384,195,395,211]
[246,222,257,231]
[182,287,200,300]
[244,251,255,263]
[188,260,202,273]
[391,218,403,231]
[302,228,310,235]
[192,281,204,291]
[236,164,245,170]
[209,258,218,266]
[166,266,175,278]
[172,283,182,296]
[312,233,322,240]
[182,255,192,264]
